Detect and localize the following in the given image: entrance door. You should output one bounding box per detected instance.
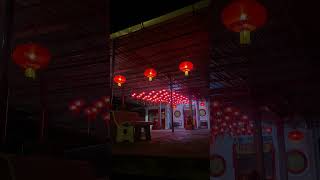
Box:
[234,143,275,180]
[183,105,196,129]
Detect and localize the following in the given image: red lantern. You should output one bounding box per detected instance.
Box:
[222,0,267,44]
[179,61,194,76]
[144,68,157,81]
[95,100,104,109]
[113,75,126,87]
[102,112,110,121]
[288,130,304,142]
[12,43,51,79]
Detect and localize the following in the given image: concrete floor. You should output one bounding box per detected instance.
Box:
[112,129,209,179]
[112,129,209,158]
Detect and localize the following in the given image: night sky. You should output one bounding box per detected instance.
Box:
[110,0,201,32]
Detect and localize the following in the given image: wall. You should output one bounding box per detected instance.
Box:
[210,125,317,180]
[173,104,184,128]
[285,127,316,180]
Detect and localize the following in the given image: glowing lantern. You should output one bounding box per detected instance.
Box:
[144,68,157,81]
[179,61,194,76]
[222,0,267,44]
[113,75,126,87]
[288,130,304,142]
[12,43,51,79]
[95,100,104,109]
[69,99,85,114]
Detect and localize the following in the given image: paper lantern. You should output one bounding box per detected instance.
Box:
[113,75,126,87]
[222,0,267,44]
[179,61,194,76]
[144,68,157,81]
[12,43,51,79]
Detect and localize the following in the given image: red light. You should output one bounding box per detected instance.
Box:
[95,101,104,108]
[144,68,157,81]
[113,75,126,87]
[179,61,194,76]
[288,130,304,142]
[222,0,267,44]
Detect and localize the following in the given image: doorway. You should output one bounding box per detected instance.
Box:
[183,104,197,129]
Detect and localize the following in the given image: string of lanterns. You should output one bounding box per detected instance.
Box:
[211,101,272,139]
[131,89,189,106]
[113,61,194,87]
[69,96,111,122]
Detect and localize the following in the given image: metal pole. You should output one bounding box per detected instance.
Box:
[0,0,15,145]
[170,76,174,132]
[189,93,194,130]
[277,119,288,180]
[159,102,162,129]
[252,102,265,180]
[87,119,91,136]
[110,40,115,104]
[196,99,201,129]
[39,73,48,143]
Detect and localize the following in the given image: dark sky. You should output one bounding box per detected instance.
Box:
[110,0,201,32]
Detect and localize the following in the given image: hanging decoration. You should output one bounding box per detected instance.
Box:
[211,101,254,138]
[179,61,194,76]
[221,0,267,44]
[288,130,304,142]
[69,99,85,114]
[113,75,126,87]
[131,89,189,106]
[144,68,157,81]
[12,43,51,79]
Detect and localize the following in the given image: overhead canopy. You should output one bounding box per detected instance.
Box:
[112,1,210,100]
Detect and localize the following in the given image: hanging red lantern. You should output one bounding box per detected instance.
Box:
[221,0,267,44]
[144,68,157,81]
[113,75,126,87]
[288,130,304,142]
[12,43,51,79]
[179,61,194,76]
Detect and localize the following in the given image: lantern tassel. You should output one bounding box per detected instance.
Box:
[118,83,121,87]
[240,29,250,44]
[25,68,36,79]
[149,77,152,81]
[184,71,189,76]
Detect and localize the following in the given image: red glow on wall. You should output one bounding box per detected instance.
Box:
[131,89,189,105]
[144,68,157,81]
[288,130,304,142]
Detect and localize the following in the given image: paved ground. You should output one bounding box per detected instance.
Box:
[112,129,209,158]
[112,129,210,179]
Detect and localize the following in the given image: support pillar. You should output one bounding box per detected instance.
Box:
[0,0,15,145]
[159,103,162,129]
[39,74,48,143]
[188,94,194,130]
[252,104,265,180]
[169,76,174,132]
[277,119,288,180]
